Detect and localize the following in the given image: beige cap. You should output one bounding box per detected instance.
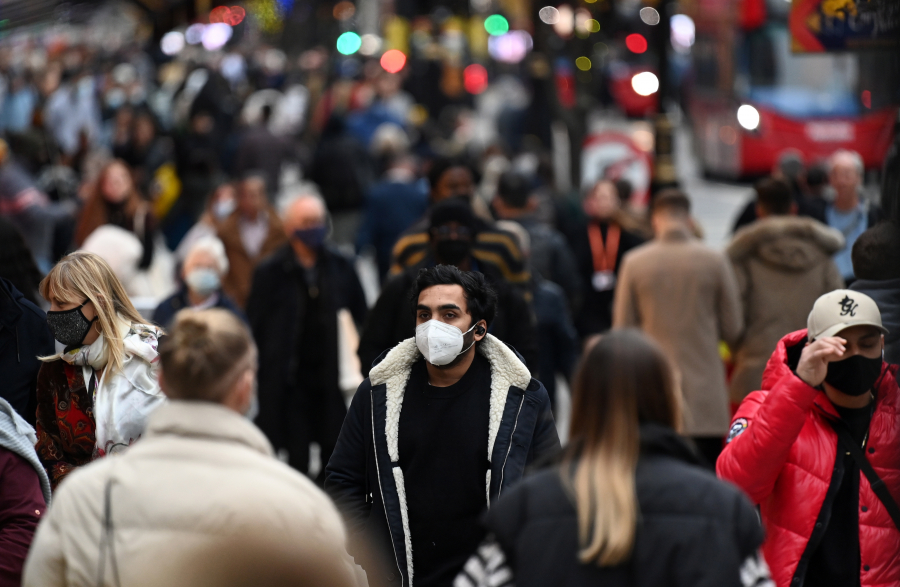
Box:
[807,289,889,341]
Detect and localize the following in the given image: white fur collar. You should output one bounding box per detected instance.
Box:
[368,334,532,463]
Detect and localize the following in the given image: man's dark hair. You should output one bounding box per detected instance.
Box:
[410,265,498,328]
[426,157,476,195]
[852,221,900,280]
[650,189,691,216]
[260,104,273,123]
[496,171,531,209]
[755,177,793,216]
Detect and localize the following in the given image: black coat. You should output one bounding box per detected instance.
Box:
[357,261,539,378]
[246,244,367,451]
[151,287,247,329]
[325,335,560,587]
[481,424,766,587]
[0,278,55,424]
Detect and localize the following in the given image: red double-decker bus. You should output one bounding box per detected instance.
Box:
[683,0,898,178]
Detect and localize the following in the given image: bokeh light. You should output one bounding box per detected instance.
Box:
[185,23,206,45]
[160,31,185,55]
[464,64,489,94]
[210,6,231,23]
[631,71,659,96]
[671,14,695,53]
[202,23,233,50]
[380,49,407,73]
[639,7,660,25]
[539,6,560,24]
[227,6,246,25]
[586,19,600,33]
[737,104,760,130]
[333,1,356,20]
[625,33,648,54]
[861,90,872,109]
[336,31,362,55]
[554,5,574,37]
[488,30,533,63]
[484,14,509,36]
[575,56,592,71]
[360,34,382,55]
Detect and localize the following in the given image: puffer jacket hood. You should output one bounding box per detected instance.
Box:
[719,329,900,587]
[728,216,844,272]
[852,277,900,365]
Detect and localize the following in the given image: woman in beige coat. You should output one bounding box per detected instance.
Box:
[23,309,360,587]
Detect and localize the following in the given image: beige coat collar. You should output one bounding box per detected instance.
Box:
[144,400,274,457]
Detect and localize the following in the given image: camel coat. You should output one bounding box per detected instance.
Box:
[726,216,844,402]
[22,401,359,587]
[217,209,287,308]
[613,228,743,437]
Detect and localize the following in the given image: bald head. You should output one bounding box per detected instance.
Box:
[283,195,327,235]
[829,149,863,202]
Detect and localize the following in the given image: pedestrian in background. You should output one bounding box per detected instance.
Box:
[34,252,165,488]
[718,290,900,587]
[727,178,844,403]
[851,221,900,364]
[153,236,245,329]
[327,265,559,587]
[23,309,359,587]
[613,190,742,466]
[217,173,286,308]
[247,194,367,479]
[455,330,769,587]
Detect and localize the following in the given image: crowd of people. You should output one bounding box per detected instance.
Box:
[0,14,899,587]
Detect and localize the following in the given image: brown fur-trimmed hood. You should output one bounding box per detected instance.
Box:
[727,216,845,272]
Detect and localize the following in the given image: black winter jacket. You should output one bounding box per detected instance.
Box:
[0,278,55,424]
[325,335,560,587]
[468,424,767,587]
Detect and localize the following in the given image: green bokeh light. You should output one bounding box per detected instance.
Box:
[484,14,509,36]
[336,32,362,55]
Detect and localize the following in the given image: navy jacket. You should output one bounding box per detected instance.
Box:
[0,279,54,424]
[325,335,560,587]
[152,287,247,329]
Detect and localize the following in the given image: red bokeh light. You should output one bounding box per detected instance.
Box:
[625,33,648,54]
[380,50,407,74]
[861,90,872,109]
[209,6,231,23]
[227,6,246,25]
[464,64,489,94]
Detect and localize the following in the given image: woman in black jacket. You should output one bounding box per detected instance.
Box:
[455,329,772,587]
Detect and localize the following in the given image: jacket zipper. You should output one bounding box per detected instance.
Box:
[371,389,405,586]
[498,394,525,495]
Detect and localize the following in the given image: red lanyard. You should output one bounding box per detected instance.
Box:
[588,222,621,273]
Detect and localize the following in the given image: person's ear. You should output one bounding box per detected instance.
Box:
[789,202,799,216]
[526,195,538,212]
[473,320,487,341]
[755,203,766,219]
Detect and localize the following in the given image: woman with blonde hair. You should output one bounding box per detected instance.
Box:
[74,159,158,269]
[456,329,771,587]
[34,251,165,489]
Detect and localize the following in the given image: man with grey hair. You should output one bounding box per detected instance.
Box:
[826,150,882,283]
[247,194,367,480]
[153,236,246,328]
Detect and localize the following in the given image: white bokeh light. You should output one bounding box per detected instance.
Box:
[488,30,533,63]
[737,105,761,130]
[202,23,233,51]
[539,6,560,24]
[671,14,695,53]
[185,23,206,45]
[631,72,659,96]
[160,31,185,56]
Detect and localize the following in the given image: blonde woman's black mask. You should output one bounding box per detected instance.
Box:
[46,301,97,348]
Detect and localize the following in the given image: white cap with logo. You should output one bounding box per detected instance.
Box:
[807,289,889,341]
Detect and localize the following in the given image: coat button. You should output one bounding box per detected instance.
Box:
[386,573,395,581]
[815,522,822,529]
[868,447,875,454]
[864,565,870,571]
[862,506,868,512]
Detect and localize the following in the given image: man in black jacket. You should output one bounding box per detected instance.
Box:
[247,194,367,479]
[326,265,559,587]
[358,199,539,376]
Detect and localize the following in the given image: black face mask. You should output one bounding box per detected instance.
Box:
[46,301,97,348]
[824,354,883,396]
[434,239,472,266]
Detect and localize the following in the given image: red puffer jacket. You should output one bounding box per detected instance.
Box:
[717,329,900,587]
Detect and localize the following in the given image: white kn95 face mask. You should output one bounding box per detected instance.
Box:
[415,319,478,366]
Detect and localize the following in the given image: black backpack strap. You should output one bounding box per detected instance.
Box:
[829,419,900,531]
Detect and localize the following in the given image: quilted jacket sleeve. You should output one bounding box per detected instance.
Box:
[717,373,819,504]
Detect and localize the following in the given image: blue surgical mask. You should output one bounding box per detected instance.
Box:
[293,225,327,249]
[185,268,221,297]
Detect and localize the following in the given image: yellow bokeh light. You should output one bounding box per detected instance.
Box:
[575,56,592,71]
[587,19,600,32]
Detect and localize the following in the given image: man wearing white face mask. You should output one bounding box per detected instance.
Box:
[326,265,560,587]
[153,237,246,329]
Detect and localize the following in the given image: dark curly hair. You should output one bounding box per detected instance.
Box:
[409,264,498,328]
